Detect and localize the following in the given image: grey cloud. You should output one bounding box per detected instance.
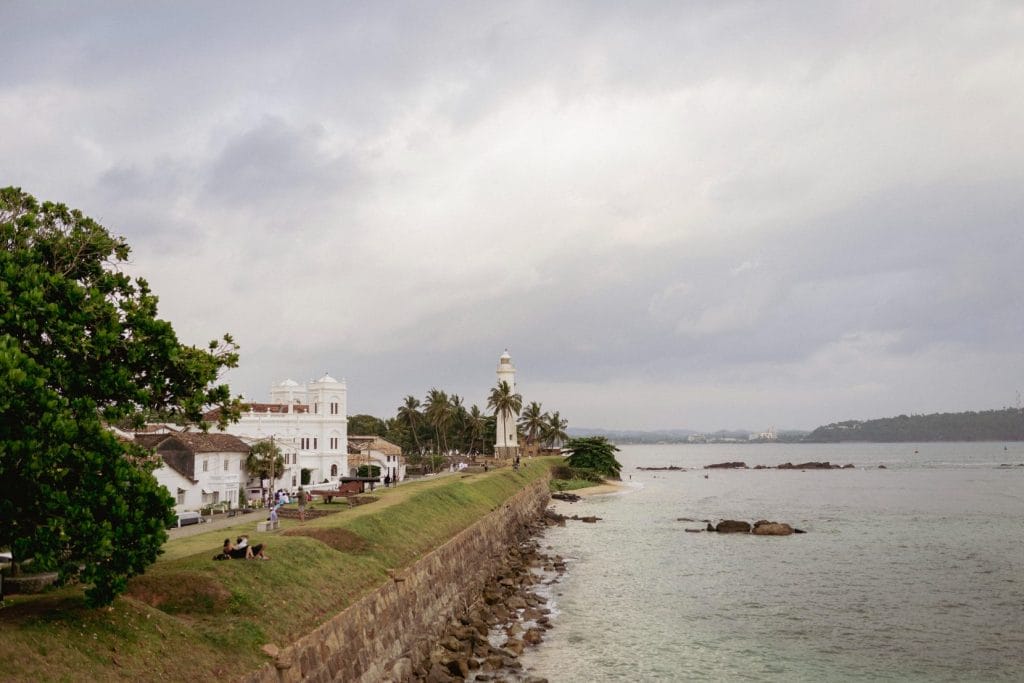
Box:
[203,117,360,208]
[4,1,1023,430]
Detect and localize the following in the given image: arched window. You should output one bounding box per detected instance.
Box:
[330,464,338,477]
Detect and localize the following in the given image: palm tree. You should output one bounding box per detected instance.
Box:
[397,395,423,454]
[518,401,546,446]
[466,404,487,455]
[449,394,466,452]
[245,439,285,502]
[543,410,569,449]
[424,388,453,454]
[487,380,523,453]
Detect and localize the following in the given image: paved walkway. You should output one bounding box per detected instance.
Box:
[166,510,266,539]
[165,470,470,541]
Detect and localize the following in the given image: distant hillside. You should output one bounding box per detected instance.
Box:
[806,408,1024,442]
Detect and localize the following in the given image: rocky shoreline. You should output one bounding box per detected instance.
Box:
[409,514,569,682]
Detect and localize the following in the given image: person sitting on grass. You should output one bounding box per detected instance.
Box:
[237,534,269,560]
[224,537,247,560]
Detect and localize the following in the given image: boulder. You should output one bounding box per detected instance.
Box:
[503,638,525,656]
[777,461,835,469]
[440,636,464,652]
[426,662,456,683]
[390,658,413,681]
[442,656,469,678]
[482,655,504,672]
[714,520,751,533]
[523,628,544,645]
[752,521,794,536]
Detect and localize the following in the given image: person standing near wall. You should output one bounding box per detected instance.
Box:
[297,487,307,521]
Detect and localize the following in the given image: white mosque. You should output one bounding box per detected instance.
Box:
[211,373,349,488]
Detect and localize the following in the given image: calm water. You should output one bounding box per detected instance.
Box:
[520,443,1024,682]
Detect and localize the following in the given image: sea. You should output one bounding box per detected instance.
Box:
[518,443,1024,682]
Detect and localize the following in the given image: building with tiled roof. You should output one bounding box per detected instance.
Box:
[136,432,251,512]
[348,436,405,482]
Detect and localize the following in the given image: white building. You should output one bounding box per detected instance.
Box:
[137,432,250,512]
[348,435,406,482]
[206,373,349,489]
[494,350,520,458]
[748,427,778,442]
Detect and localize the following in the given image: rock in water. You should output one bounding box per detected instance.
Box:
[714,520,752,533]
[752,521,794,536]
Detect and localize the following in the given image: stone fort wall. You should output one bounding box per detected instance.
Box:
[240,477,551,683]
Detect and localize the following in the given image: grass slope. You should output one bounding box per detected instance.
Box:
[0,459,555,681]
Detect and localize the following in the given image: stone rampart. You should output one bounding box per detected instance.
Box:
[240,476,551,683]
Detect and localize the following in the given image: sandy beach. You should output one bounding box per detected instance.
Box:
[574,480,630,496]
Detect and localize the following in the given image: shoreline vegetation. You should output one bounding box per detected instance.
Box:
[0,459,558,682]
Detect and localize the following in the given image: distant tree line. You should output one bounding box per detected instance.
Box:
[805,408,1024,442]
[346,386,569,470]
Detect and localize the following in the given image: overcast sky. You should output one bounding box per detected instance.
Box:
[3,2,1022,431]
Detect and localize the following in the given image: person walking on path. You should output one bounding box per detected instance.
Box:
[297,487,308,521]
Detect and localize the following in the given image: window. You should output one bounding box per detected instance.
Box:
[212,491,220,504]
[203,459,208,472]
[330,437,338,449]
[300,437,310,449]
[330,402,339,415]
[223,459,229,471]
[313,438,318,449]
[314,403,318,414]
[330,464,338,477]
[177,488,185,505]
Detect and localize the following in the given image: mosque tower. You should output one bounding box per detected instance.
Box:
[494,350,519,457]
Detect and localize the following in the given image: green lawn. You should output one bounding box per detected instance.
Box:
[0,458,556,681]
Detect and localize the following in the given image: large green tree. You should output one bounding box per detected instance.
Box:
[564,436,622,479]
[348,413,387,436]
[0,187,240,606]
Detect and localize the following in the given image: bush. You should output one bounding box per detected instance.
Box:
[563,437,622,480]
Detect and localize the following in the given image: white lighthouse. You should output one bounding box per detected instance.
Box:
[494,350,520,458]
